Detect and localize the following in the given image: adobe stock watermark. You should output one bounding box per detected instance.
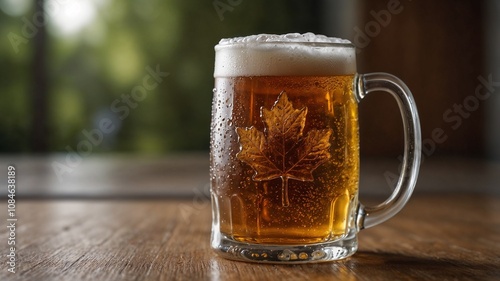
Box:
[384,74,500,189]
[178,183,211,222]
[213,0,243,21]
[352,0,412,53]
[7,0,78,54]
[6,165,17,274]
[51,65,169,182]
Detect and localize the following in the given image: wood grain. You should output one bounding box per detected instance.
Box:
[0,195,498,281]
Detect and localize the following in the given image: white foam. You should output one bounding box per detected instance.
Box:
[214,33,356,77]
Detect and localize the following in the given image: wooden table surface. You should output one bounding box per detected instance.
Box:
[0,195,498,281]
[0,155,499,280]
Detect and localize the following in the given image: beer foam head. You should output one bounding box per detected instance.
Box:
[214,33,356,77]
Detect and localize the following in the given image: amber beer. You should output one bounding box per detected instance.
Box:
[211,35,359,245]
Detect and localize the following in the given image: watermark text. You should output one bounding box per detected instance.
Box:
[51,65,169,182]
[6,165,17,274]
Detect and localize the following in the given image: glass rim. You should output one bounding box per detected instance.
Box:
[214,41,355,51]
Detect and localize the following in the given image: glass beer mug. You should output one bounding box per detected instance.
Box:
[210,33,421,263]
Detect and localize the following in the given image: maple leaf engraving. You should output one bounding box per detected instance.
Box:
[236,92,332,207]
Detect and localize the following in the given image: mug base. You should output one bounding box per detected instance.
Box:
[211,230,358,264]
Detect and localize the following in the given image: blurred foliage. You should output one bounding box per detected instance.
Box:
[0,0,320,153]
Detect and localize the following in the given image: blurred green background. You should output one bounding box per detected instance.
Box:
[1,0,320,154]
[1,0,499,159]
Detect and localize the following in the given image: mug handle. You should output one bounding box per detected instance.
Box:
[355,73,422,229]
